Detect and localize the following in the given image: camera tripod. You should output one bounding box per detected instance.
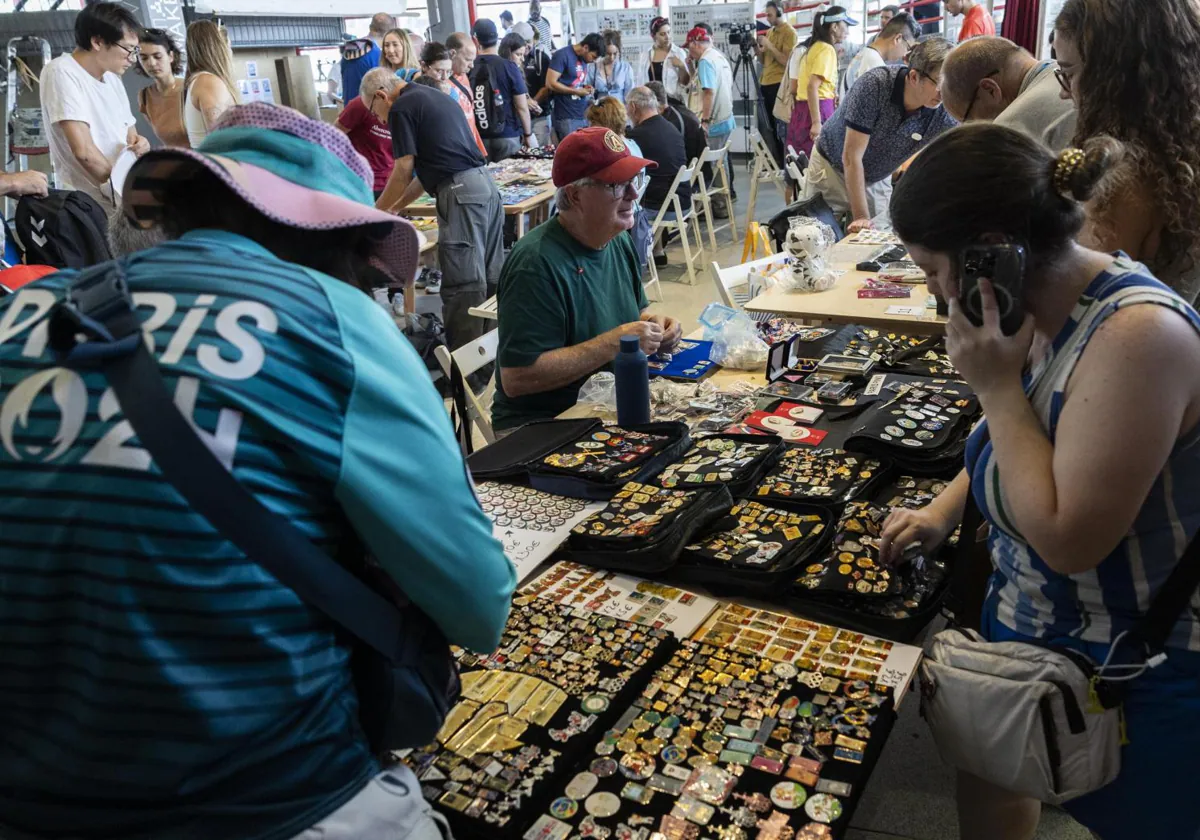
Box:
[730,42,763,172]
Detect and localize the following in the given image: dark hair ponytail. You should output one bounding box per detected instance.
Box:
[890,123,1123,264]
[804,5,846,48]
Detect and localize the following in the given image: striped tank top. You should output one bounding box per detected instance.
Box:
[965,255,1200,650]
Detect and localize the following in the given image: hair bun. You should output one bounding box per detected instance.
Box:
[1053,135,1124,202]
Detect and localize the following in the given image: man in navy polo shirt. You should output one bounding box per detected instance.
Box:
[801,37,956,231]
[372,74,504,352]
[546,32,604,141]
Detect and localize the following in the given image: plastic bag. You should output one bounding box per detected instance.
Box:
[578,371,617,410]
[699,303,770,371]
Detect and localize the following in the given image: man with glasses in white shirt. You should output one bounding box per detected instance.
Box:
[492,127,682,431]
[40,2,150,209]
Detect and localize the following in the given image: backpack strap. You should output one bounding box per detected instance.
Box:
[46,262,408,664]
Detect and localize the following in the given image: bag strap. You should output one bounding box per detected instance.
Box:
[450,75,471,99]
[47,263,406,664]
[1133,533,1200,652]
[447,355,475,456]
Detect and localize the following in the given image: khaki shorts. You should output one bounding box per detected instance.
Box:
[801,148,893,224]
[289,766,451,840]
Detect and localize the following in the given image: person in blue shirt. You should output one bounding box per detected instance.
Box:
[0,102,516,840]
[474,18,535,161]
[339,12,395,113]
[546,32,604,141]
[880,123,1200,840]
[586,29,635,104]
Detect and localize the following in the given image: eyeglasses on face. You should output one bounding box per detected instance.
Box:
[963,69,1000,120]
[1054,66,1074,94]
[592,178,639,199]
[114,41,141,59]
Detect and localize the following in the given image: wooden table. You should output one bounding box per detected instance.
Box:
[744,239,947,334]
[403,182,557,238]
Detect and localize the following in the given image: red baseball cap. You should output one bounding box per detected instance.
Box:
[552,127,656,186]
[685,26,712,44]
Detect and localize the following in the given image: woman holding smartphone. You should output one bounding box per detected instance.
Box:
[879,122,1200,840]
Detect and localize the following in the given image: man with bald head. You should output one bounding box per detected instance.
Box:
[941,35,1076,151]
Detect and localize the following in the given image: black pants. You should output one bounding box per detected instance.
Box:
[759,83,786,168]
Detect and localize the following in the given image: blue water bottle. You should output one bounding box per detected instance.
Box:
[614,334,651,426]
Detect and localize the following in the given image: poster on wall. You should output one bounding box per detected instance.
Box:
[670,2,755,65]
[259,78,276,104]
[574,8,660,59]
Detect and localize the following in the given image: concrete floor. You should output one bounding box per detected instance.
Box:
[644,155,1094,840]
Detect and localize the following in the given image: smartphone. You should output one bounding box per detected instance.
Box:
[958,243,1026,336]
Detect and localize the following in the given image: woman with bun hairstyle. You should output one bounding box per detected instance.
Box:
[636,17,691,98]
[878,123,1200,840]
[1054,0,1200,303]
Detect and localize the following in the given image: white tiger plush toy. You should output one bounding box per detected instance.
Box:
[784,220,836,292]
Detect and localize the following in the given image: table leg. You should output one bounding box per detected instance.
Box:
[517,212,527,239]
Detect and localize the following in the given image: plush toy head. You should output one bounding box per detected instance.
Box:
[784,219,830,262]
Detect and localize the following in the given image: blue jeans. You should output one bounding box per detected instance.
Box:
[552,118,588,143]
[982,582,1200,840]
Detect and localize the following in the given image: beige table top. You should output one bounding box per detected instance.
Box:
[744,239,948,335]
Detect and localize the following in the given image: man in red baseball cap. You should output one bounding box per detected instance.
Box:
[491,126,683,432]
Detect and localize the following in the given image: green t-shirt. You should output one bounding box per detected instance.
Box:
[492,217,649,430]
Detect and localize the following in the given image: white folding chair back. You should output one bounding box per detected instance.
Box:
[693,141,739,251]
[434,328,500,445]
[648,161,705,285]
[709,252,788,317]
[745,131,790,231]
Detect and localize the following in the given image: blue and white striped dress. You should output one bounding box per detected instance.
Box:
[966,255,1200,651]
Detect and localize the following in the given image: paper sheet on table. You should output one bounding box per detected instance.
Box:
[884,305,924,316]
[485,498,604,584]
[523,561,720,639]
[108,148,138,198]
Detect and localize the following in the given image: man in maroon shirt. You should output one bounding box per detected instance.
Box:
[335,67,398,198]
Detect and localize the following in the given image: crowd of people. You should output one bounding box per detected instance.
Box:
[6,1,1200,839]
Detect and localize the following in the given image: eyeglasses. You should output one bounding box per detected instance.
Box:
[962,69,1000,120]
[917,69,941,87]
[1054,66,1074,94]
[114,41,141,60]
[593,179,639,199]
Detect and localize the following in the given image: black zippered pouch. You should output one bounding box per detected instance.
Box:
[843,381,979,476]
[467,419,691,499]
[673,498,833,593]
[751,447,891,507]
[652,433,785,497]
[563,481,734,574]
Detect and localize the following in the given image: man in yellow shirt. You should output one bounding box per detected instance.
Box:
[755,1,796,118]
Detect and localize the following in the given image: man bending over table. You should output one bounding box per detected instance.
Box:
[492,127,683,432]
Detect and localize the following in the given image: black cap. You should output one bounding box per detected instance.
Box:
[473,18,499,47]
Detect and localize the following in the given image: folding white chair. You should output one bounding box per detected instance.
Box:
[434,328,499,446]
[647,161,705,286]
[745,131,790,231]
[709,252,789,320]
[690,140,738,253]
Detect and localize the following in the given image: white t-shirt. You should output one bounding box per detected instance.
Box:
[843,46,885,95]
[39,54,136,207]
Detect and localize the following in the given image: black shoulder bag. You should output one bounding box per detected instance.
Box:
[47,263,460,756]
